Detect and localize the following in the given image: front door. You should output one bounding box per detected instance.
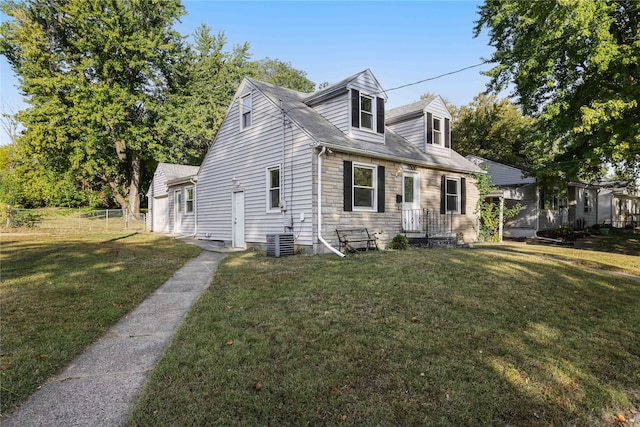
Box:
[232,191,246,248]
[402,172,421,232]
[174,190,182,233]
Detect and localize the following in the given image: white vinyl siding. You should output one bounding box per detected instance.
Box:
[312,91,350,133]
[196,81,314,246]
[386,115,425,150]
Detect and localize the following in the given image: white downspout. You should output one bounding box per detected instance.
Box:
[317,146,345,257]
[190,176,198,237]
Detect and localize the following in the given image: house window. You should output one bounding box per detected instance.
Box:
[351,89,385,134]
[343,161,385,213]
[185,187,194,213]
[241,93,252,130]
[360,95,373,130]
[445,177,459,212]
[433,117,442,146]
[267,166,280,211]
[584,191,591,213]
[403,176,414,203]
[353,164,376,209]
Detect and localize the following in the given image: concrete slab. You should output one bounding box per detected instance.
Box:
[1,249,224,427]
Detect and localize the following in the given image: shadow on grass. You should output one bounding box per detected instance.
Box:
[127,249,639,426]
[0,233,201,417]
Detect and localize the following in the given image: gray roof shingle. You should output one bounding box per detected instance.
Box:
[247,78,482,174]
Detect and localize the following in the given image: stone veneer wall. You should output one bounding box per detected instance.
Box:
[317,151,480,253]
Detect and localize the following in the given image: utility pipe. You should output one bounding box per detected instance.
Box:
[190,176,198,237]
[317,146,345,257]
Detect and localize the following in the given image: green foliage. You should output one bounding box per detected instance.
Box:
[0,0,187,213]
[472,172,521,242]
[452,94,536,167]
[475,0,640,182]
[254,58,315,92]
[388,234,408,250]
[156,25,254,165]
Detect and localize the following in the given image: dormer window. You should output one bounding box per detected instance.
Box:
[433,117,442,145]
[351,89,385,134]
[240,93,252,130]
[427,112,450,148]
[360,95,373,130]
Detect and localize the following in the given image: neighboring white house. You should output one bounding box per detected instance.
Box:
[147,163,199,233]
[190,69,483,254]
[467,155,599,238]
[597,181,640,228]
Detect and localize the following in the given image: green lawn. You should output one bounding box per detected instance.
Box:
[127,248,639,426]
[0,232,201,417]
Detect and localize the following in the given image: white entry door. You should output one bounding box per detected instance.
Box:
[402,171,421,231]
[232,191,246,248]
[174,190,182,233]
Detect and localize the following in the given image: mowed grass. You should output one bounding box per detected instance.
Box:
[127,248,639,426]
[0,232,201,416]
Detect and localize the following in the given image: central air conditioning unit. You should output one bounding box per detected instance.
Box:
[266,233,294,257]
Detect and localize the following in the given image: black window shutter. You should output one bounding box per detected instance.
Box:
[377,166,385,212]
[444,118,450,148]
[351,90,360,128]
[540,189,545,209]
[343,161,353,212]
[460,177,466,214]
[376,97,385,134]
[440,175,446,214]
[427,112,433,144]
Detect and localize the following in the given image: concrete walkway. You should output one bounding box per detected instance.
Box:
[2,241,226,427]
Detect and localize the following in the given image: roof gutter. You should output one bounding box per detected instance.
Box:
[317,142,485,175]
[317,146,345,257]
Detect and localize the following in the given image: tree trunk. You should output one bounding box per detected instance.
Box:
[128,150,141,219]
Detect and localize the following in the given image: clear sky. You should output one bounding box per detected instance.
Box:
[0,0,497,146]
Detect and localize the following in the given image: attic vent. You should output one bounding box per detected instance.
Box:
[266,233,294,257]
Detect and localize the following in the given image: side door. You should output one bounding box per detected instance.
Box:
[402,171,421,232]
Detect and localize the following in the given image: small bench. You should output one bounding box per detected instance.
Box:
[336,227,377,253]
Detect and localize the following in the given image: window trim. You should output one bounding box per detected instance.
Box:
[360,94,374,131]
[266,165,281,213]
[432,116,443,147]
[185,186,194,214]
[240,93,252,130]
[445,176,460,213]
[583,190,591,214]
[352,162,377,212]
[351,89,384,134]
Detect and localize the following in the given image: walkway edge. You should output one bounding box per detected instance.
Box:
[2,250,224,427]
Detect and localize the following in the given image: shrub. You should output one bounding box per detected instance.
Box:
[389,234,408,250]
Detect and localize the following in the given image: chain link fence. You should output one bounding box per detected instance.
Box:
[2,207,146,232]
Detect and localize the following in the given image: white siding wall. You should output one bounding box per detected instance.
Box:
[387,115,425,150]
[148,168,168,232]
[167,184,196,235]
[313,92,350,134]
[196,82,315,249]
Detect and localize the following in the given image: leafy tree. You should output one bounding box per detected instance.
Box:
[254,58,315,93]
[157,25,253,165]
[0,0,186,214]
[475,0,640,182]
[452,93,536,167]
